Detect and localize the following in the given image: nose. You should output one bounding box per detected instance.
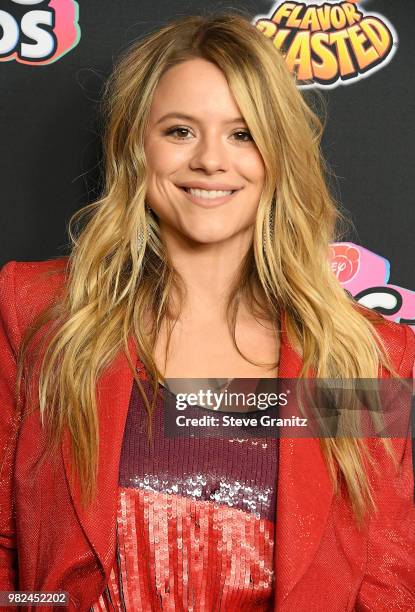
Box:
[189,132,229,174]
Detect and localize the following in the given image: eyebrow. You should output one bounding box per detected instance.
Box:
[155,112,246,125]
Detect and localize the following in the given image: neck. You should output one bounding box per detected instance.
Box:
[160,222,254,320]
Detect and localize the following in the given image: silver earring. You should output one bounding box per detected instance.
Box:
[269,202,275,234]
[269,207,275,234]
[137,203,150,250]
[137,227,144,251]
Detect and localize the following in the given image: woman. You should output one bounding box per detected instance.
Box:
[0,11,414,612]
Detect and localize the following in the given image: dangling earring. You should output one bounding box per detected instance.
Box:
[269,201,275,235]
[268,198,277,236]
[137,202,150,250]
[137,228,144,251]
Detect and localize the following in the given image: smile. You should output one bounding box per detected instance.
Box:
[184,187,234,198]
[177,186,241,208]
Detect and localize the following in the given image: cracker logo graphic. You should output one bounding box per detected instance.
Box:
[0,0,80,65]
[254,1,397,88]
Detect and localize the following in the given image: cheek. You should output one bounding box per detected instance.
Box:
[239,151,265,185]
[146,140,189,176]
[145,143,165,178]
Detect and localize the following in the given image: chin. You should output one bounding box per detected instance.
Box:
[183,229,234,245]
[160,215,250,247]
[173,217,236,245]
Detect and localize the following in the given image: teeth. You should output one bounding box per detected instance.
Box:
[186,188,234,199]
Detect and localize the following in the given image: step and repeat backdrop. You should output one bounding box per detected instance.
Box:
[1,0,414,327]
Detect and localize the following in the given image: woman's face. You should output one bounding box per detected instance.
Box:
[144,58,265,246]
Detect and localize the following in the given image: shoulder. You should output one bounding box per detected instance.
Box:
[0,257,69,348]
[355,304,415,378]
[0,257,69,281]
[354,308,415,491]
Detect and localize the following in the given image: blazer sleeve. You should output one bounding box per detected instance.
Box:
[0,261,20,590]
[356,324,415,611]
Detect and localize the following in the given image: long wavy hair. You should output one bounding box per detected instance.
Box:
[16,11,398,524]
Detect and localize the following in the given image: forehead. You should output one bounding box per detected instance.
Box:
[149,58,243,123]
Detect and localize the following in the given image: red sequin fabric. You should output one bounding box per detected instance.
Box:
[90,379,278,611]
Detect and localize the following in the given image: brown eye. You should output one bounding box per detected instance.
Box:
[165,127,191,139]
[233,130,253,142]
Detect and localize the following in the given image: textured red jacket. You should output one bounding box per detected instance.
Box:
[0,258,414,611]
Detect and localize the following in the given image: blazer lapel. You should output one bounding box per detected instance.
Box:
[275,317,334,606]
[61,314,334,601]
[62,335,141,577]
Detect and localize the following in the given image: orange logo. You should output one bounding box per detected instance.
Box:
[254,1,397,88]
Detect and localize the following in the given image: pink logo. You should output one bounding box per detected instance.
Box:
[0,0,80,65]
[331,242,415,329]
[330,244,360,283]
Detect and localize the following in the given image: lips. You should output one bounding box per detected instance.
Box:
[178,182,242,191]
[181,187,235,195]
[177,184,240,208]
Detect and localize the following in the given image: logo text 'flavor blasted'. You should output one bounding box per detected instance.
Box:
[254,1,397,87]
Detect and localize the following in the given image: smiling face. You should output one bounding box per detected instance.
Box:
[144,58,266,247]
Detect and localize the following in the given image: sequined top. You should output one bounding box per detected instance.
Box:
[91,379,278,611]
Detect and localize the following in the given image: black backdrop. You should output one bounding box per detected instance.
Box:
[1,0,413,299]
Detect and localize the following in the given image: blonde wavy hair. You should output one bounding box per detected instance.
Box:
[17,11,398,524]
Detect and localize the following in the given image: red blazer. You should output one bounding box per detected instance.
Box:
[0,258,414,611]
